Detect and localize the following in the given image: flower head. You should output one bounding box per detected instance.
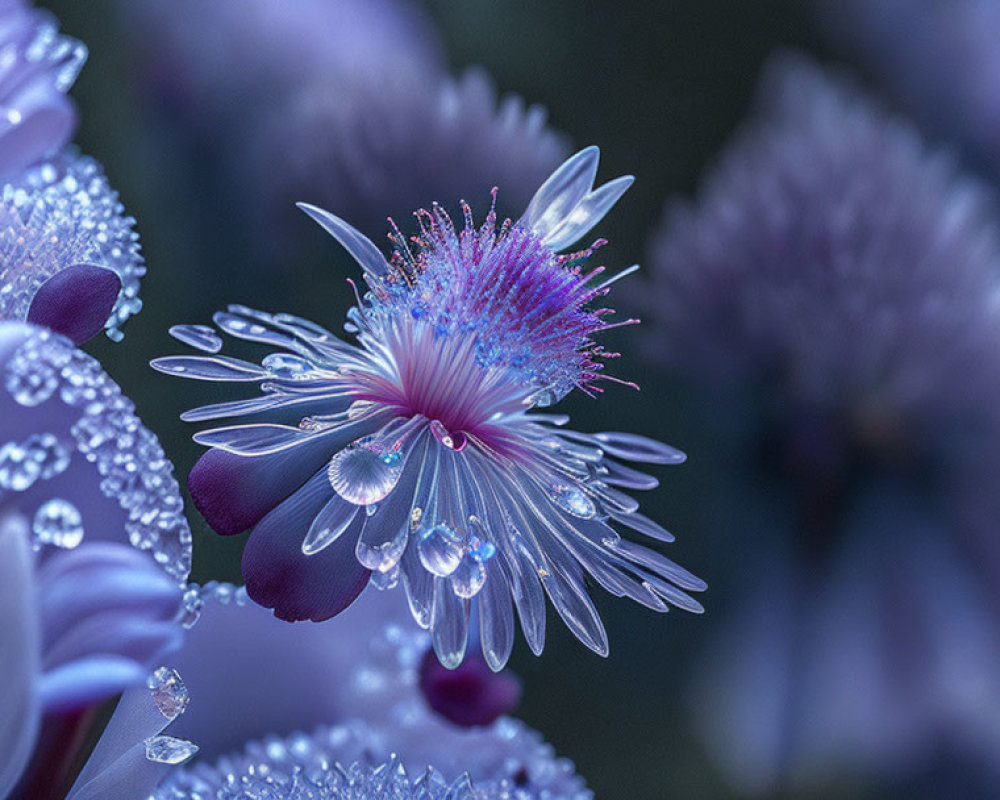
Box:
[0,152,146,343]
[634,53,1000,790]
[155,148,704,668]
[0,0,86,184]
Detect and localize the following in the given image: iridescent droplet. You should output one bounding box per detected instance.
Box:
[176,585,204,629]
[0,442,41,491]
[451,552,487,598]
[417,523,464,577]
[144,735,198,765]
[371,563,400,591]
[429,420,467,451]
[327,436,403,505]
[27,433,71,480]
[550,484,597,519]
[262,352,314,379]
[33,498,83,549]
[147,667,190,721]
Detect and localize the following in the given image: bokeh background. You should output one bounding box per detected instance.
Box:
[40,1,1000,798]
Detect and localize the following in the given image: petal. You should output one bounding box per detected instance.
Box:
[0,513,41,798]
[520,146,599,237]
[542,174,634,251]
[297,202,390,280]
[38,656,147,713]
[26,265,121,345]
[243,470,371,622]
[0,85,75,184]
[418,647,521,727]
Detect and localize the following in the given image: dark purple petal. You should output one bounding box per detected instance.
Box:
[418,647,521,728]
[27,265,121,345]
[243,470,371,622]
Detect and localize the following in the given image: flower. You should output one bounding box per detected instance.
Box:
[817,0,1000,180]
[76,583,586,800]
[0,321,192,797]
[249,67,569,243]
[634,53,1000,790]
[154,147,704,668]
[0,0,86,185]
[0,151,147,343]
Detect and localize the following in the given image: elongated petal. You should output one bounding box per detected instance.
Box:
[297,202,390,280]
[520,146,599,238]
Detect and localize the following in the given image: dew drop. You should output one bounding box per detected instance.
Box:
[33,498,83,549]
[418,523,464,577]
[371,563,400,591]
[429,420,467,451]
[451,552,487,598]
[144,735,198,765]
[0,441,41,491]
[327,436,403,505]
[262,352,314,379]
[550,484,597,519]
[147,667,190,721]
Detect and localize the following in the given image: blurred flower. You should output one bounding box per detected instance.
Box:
[817,0,1000,180]
[0,0,86,184]
[78,583,586,799]
[155,148,703,668]
[634,53,1000,791]
[0,152,146,343]
[118,0,442,128]
[251,67,570,242]
[0,321,192,797]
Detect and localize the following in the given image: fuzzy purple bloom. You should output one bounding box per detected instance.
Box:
[635,53,1000,791]
[250,67,570,242]
[0,152,146,343]
[155,148,703,669]
[0,0,85,185]
[818,0,1000,180]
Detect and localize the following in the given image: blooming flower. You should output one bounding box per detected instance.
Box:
[154,147,704,668]
[249,67,569,242]
[0,0,86,184]
[634,53,1000,790]
[0,321,192,797]
[0,152,147,343]
[76,583,585,799]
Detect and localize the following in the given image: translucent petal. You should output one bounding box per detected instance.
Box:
[297,203,390,280]
[193,424,319,456]
[520,146,599,239]
[602,460,659,491]
[430,579,468,668]
[302,497,359,555]
[607,538,707,591]
[400,543,433,629]
[150,355,269,382]
[540,557,608,656]
[594,431,687,464]
[607,509,676,542]
[542,175,634,251]
[168,324,222,353]
[478,557,515,671]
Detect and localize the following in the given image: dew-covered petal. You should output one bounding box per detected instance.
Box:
[243,470,371,622]
[0,513,40,798]
[297,202,390,280]
[26,265,121,345]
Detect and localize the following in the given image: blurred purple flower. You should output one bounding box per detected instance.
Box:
[76,583,586,800]
[1,152,146,343]
[634,53,1000,791]
[0,321,192,797]
[250,67,570,242]
[0,0,86,185]
[818,0,1000,179]
[118,0,443,129]
[155,148,703,668]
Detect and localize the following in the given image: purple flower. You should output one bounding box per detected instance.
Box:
[154,148,704,668]
[1,152,147,343]
[118,0,442,128]
[818,0,1000,179]
[635,53,1000,790]
[75,583,585,799]
[0,0,86,185]
[0,321,192,797]
[249,67,570,242]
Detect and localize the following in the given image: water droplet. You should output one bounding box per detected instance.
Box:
[144,735,198,765]
[371,563,400,591]
[27,433,71,479]
[550,484,597,519]
[418,523,464,577]
[451,552,487,598]
[147,667,190,721]
[262,352,314,379]
[0,442,41,490]
[409,506,423,530]
[177,585,204,629]
[327,436,403,505]
[429,420,467,451]
[168,324,223,353]
[33,498,83,549]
